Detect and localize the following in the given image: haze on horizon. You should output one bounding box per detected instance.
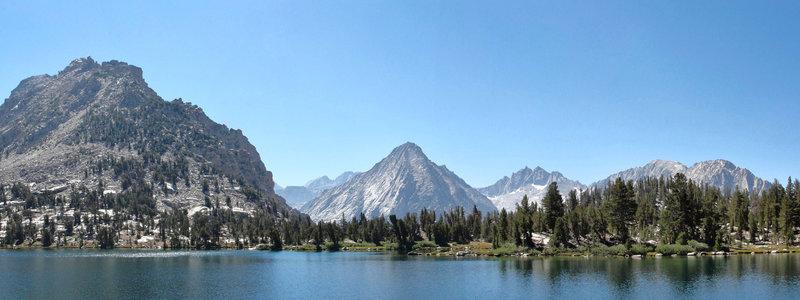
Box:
[1,1,799,187]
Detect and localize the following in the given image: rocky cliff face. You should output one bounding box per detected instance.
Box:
[0,57,291,216]
[685,159,770,193]
[301,142,496,221]
[479,167,585,211]
[593,159,770,193]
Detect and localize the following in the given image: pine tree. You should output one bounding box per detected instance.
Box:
[603,178,637,243]
[781,178,799,244]
[549,217,569,248]
[567,190,578,213]
[731,187,749,241]
[660,173,688,244]
[542,182,564,232]
[516,195,534,247]
[498,208,509,244]
[41,227,53,247]
[749,212,758,243]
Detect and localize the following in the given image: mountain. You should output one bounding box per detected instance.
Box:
[593,159,771,193]
[301,142,496,221]
[593,160,687,189]
[685,159,771,193]
[276,171,360,209]
[0,57,291,216]
[479,167,585,211]
[306,171,360,192]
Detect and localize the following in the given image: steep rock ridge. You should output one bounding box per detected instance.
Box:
[593,159,770,193]
[306,171,360,192]
[301,142,496,221]
[479,166,585,211]
[0,57,291,216]
[685,159,770,193]
[276,171,361,209]
[592,160,688,189]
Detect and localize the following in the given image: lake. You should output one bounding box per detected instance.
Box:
[1,250,799,299]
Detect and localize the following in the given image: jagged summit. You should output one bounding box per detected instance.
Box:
[277,171,362,209]
[301,142,496,221]
[479,166,585,211]
[692,159,736,170]
[0,58,291,216]
[61,57,98,73]
[386,142,426,160]
[593,159,770,193]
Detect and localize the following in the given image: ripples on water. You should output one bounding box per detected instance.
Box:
[0,250,798,299]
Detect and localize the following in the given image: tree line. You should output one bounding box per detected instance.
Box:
[2,173,799,251]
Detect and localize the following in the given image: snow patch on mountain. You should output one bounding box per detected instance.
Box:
[479,166,585,211]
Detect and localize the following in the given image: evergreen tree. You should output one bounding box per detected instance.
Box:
[781,178,799,244]
[566,190,578,213]
[603,178,637,243]
[542,182,564,232]
[549,217,569,248]
[389,215,412,251]
[731,187,749,241]
[498,208,509,244]
[516,195,534,247]
[661,173,688,243]
[749,212,758,243]
[40,227,53,247]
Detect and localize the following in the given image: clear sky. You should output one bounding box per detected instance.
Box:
[2,1,799,187]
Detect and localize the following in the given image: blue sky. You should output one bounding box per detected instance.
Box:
[1,1,799,187]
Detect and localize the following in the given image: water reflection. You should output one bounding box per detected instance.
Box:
[1,250,799,299]
[495,254,800,299]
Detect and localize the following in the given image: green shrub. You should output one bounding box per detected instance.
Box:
[295,244,319,251]
[589,245,628,256]
[323,242,341,251]
[383,242,399,251]
[342,242,378,248]
[655,244,695,255]
[412,241,438,251]
[526,249,542,256]
[542,247,562,256]
[676,232,688,245]
[687,240,710,252]
[490,243,521,256]
[630,243,654,255]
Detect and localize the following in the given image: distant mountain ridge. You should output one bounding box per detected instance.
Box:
[276,171,360,209]
[301,142,496,221]
[479,166,585,211]
[593,159,771,193]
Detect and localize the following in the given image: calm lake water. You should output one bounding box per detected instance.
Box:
[1,250,799,299]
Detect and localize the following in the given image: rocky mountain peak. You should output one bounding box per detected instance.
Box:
[479,166,585,211]
[60,56,100,74]
[301,143,496,221]
[694,159,736,170]
[55,57,144,88]
[306,176,332,187]
[0,58,292,217]
[278,171,362,209]
[388,142,425,159]
[595,159,770,193]
[644,159,687,171]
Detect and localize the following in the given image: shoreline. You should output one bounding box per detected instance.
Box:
[4,244,798,259]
